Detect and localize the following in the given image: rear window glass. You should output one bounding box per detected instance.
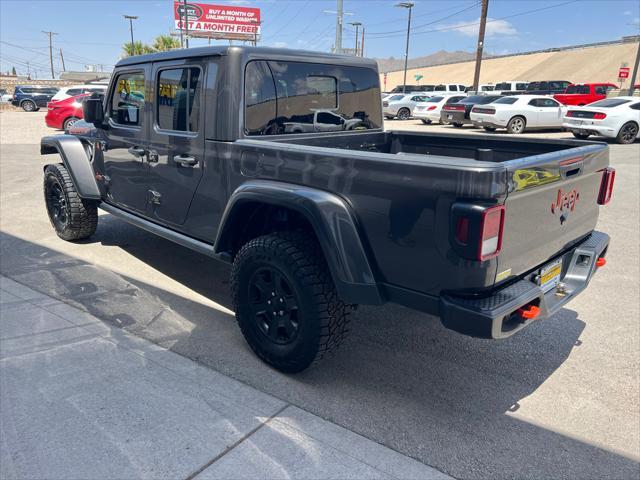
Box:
[495,82,510,90]
[493,97,518,104]
[588,98,631,108]
[245,60,381,136]
[388,95,405,101]
[427,96,444,103]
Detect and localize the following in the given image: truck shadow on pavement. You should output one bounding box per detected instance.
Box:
[1,226,638,480]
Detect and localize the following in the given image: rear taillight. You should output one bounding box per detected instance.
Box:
[451,204,505,261]
[597,167,615,205]
[444,105,465,111]
[478,205,505,260]
[593,112,606,120]
[427,105,437,111]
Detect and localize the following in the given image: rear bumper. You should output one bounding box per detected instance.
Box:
[439,231,610,339]
[563,122,617,138]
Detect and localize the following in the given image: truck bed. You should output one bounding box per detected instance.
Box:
[234,130,608,300]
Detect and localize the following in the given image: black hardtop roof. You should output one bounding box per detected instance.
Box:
[116,45,379,70]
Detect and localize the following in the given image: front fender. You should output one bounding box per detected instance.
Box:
[216,180,384,306]
[41,135,100,200]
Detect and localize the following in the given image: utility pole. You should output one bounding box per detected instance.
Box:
[183,0,189,48]
[123,15,138,54]
[42,31,58,79]
[59,48,66,72]
[361,27,365,57]
[395,2,414,94]
[349,21,362,56]
[628,39,640,95]
[472,0,489,92]
[335,0,343,53]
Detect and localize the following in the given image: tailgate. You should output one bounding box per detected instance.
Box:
[499,143,609,279]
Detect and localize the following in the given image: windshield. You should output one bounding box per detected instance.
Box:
[460,95,500,104]
[588,98,631,108]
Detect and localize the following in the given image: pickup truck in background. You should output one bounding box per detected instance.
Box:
[40,46,613,373]
[525,80,572,95]
[554,83,619,106]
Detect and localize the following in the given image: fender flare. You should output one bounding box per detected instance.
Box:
[215,180,384,306]
[41,135,101,200]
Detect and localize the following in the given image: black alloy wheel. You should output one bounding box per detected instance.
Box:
[617,122,638,144]
[248,266,300,345]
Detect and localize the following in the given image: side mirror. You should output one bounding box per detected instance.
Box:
[83,97,105,127]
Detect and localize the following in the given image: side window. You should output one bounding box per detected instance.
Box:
[411,96,423,102]
[66,88,83,96]
[594,86,606,95]
[245,60,381,136]
[528,99,539,107]
[156,67,202,132]
[541,98,559,107]
[245,60,277,135]
[516,83,528,90]
[317,111,342,125]
[110,72,145,126]
[434,85,445,91]
[629,102,640,111]
[450,85,458,91]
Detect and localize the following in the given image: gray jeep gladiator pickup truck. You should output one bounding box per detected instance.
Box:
[41,46,614,372]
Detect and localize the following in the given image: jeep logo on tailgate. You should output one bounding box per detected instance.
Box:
[551,188,580,224]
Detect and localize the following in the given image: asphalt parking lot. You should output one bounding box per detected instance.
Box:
[1,110,639,479]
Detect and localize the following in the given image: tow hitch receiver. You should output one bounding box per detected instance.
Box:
[517,304,541,320]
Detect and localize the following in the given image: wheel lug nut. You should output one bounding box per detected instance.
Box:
[267,300,271,305]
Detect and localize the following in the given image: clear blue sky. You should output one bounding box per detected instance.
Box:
[1,0,638,79]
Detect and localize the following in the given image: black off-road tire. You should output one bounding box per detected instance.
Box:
[231,231,353,373]
[44,163,98,241]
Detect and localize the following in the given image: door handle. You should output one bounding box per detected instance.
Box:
[128,146,146,157]
[174,154,198,167]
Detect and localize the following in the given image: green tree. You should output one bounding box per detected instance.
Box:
[11,66,16,75]
[122,41,154,57]
[152,35,180,52]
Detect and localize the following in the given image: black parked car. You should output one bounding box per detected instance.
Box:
[525,80,571,95]
[440,94,502,127]
[11,85,59,111]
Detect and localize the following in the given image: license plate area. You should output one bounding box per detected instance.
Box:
[539,259,563,292]
[447,114,453,120]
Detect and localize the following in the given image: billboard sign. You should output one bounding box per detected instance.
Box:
[174,2,261,40]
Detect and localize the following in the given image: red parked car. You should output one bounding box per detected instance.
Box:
[554,83,618,106]
[45,93,88,131]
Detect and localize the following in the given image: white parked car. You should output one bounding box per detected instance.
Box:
[493,81,529,94]
[413,95,467,124]
[469,95,567,134]
[563,97,640,144]
[383,93,430,120]
[50,84,107,102]
[432,83,467,94]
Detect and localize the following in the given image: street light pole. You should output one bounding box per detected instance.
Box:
[183,0,190,48]
[349,21,362,56]
[123,15,138,54]
[628,39,640,95]
[395,2,414,94]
